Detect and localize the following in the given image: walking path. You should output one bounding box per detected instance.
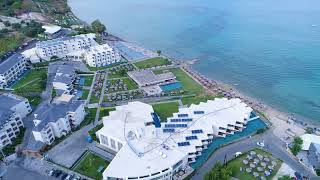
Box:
[94,71,108,124]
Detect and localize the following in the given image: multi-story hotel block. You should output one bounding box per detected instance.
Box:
[96,98,256,180]
[83,44,121,67]
[0,54,27,89]
[0,93,32,148]
[31,97,85,145]
[52,64,77,96]
[67,43,122,67]
[35,33,97,61]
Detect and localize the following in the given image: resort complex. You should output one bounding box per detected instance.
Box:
[96,98,254,179]
[0,4,319,180]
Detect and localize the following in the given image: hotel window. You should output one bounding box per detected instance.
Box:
[101,135,109,146]
[110,139,116,149]
[118,142,123,150]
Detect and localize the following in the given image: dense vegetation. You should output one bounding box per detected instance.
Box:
[290,136,303,156]
[205,161,232,180]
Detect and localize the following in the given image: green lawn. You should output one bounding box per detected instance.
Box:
[169,68,203,95]
[79,108,97,127]
[0,35,24,57]
[226,149,282,180]
[90,94,100,104]
[13,69,47,92]
[99,107,116,120]
[80,89,89,100]
[134,57,171,69]
[123,78,138,90]
[182,95,223,106]
[74,152,109,180]
[83,76,94,86]
[26,96,42,106]
[152,102,179,122]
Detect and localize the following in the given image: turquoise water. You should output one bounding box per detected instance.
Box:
[160,82,183,91]
[191,118,267,169]
[69,0,320,123]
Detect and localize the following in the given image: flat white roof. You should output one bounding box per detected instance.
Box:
[42,25,61,34]
[300,134,320,150]
[99,98,253,178]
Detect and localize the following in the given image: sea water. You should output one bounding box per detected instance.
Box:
[69,0,320,123]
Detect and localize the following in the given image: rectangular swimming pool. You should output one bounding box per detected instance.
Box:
[160,82,182,92]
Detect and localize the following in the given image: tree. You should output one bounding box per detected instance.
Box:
[11,23,21,30]
[91,20,106,34]
[20,20,45,37]
[278,175,293,180]
[156,50,162,56]
[204,161,232,180]
[290,136,303,156]
[305,127,313,134]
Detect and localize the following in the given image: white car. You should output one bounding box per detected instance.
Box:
[257,141,265,147]
[234,152,242,157]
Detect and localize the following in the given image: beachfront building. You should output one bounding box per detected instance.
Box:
[67,43,121,67]
[308,142,320,169]
[52,64,77,96]
[35,33,96,61]
[96,98,253,179]
[0,93,32,148]
[31,97,85,145]
[0,54,27,89]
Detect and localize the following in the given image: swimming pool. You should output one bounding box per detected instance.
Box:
[160,82,182,92]
[114,42,148,61]
[190,118,267,169]
[79,76,85,86]
[76,89,83,98]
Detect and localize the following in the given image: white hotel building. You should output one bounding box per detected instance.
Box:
[0,93,32,148]
[0,54,27,89]
[67,43,121,67]
[96,98,255,180]
[35,33,96,61]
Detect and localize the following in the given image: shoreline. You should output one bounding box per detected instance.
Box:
[67,1,318,132]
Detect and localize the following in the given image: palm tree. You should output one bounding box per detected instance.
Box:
[204,161,232,180]
[156,50,162,56]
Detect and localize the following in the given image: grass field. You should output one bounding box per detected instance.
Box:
[13,69,47,92]
[90,94,100,104]
[134,57,171,69]
[226,148,282,180]
[74,152,109,180]
[80,89,89,100]
[99,107,116,120]
[182,95,223,106]
[169,68,203,95]
[0,35,24,57]
[123,78,138,90]
[152,102,179,122]
[80,108,97,127]
[84,76,94,86]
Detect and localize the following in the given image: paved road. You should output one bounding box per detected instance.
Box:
[2,165,54,180]
[191,128,317,180]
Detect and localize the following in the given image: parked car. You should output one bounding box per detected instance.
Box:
[48,169,55,176]
[72,176,81,180]
[54,170,62,178]
[234,152,242,157]
[61,173,68,180]
[257,141,265,147]
[65,174,74,180]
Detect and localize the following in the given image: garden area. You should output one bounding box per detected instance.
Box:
[226,149,282,180]
[169,68,203,95]
[181,94,223,106]
[79,108,97,128]
[79,89,89,100]
[99,107,116,120]
[134,57,171,69]
[108,63,135,79]
[83,75,94,86]
[12,69,47,106]
[105,78,138,93]
[152,102,179,122]
[88,124,103,142]
[90,72,105,104]
[104,89,144,103]
[73,151,109,180]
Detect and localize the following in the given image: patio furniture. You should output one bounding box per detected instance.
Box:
[246,168,252,173]
[257,167,264,172]
[264,171,271,176]
[250,151,257,156]
[242,160,249,165]
[254,158,260,163]
[250,163,256,168]
[253,172,259,177]
[247,155,253,160]
[264,157,270,162]
[271,161,277,166]
[260,176,266,180]
[261,162,267,167]
[257,154,263,160]
[268,165,274,170]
